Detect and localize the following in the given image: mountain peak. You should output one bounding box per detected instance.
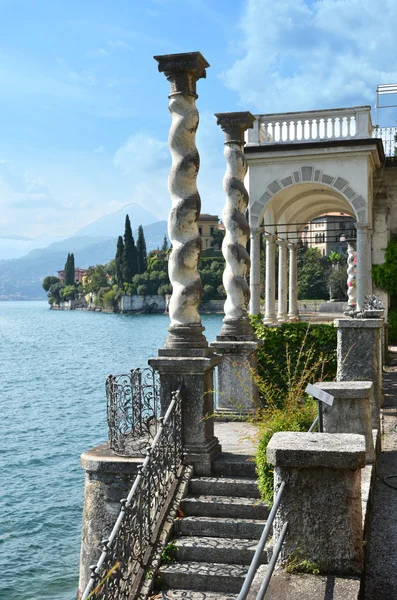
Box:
[72,202,160,239]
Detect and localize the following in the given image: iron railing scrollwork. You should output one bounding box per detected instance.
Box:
[107,367,160,456]
[82,387,183,600]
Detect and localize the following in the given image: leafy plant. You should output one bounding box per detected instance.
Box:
[160,542,178,564]
[286,550,320,575]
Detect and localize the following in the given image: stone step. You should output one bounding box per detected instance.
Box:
[158,590,238,599]
[212,453,256,478]
[174,515,267,540]
[158,561,250,594]
[174,536,268,565]
[189,476,261,498]
[181,495,269,520]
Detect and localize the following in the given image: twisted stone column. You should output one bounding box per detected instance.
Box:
[277,239,288,322]
[347,241,357,310]
[154,52,209,350]
[264,234,277,323]
[288,242,299,321]
[215,111,256,340]
[355,223,372,312]
[249,227,261,315]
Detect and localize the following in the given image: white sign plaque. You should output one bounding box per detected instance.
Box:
[305,383,334,406]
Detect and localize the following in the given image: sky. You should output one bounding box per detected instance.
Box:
[1,0,397,239]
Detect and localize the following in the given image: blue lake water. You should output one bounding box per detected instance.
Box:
[0,301,223,600]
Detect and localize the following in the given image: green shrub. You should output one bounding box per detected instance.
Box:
[102,288,118,309]
[388,308,397,342]
[251,317,337,407]
[372,238,397,295]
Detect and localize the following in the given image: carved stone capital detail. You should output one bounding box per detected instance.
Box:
[154,51,209,96]
[215,111,255,144]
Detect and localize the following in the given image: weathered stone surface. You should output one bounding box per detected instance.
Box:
[267,432,366,469]
[268,432,365,575]
[249,567,361,600]
[78,444,142,595]
[210,340,263,415]
[316,382,375,462]
[335,318,383,429]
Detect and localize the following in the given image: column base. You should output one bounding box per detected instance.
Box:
[288,314,300,322]
[210,340,263,420]
[263,315,277,324]
[149,349,222,475]
[277,314,288,323]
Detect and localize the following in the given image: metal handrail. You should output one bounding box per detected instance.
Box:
[237,482,286,600]
[81,387,182,600]
[256,522,288,600]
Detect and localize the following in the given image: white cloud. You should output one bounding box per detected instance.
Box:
[94,145,106,154]
[114,133,169,174]
[222,0,397,114]
[86,48,110,59]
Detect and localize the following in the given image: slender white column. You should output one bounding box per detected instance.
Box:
[277,239,288,322]
[347,241,357,310]
[154,52,209,350]
[263,234,277,323]
[288,242,299,321]
[249,227,261,315]
[215,111,256,340]
[355,223,372,312]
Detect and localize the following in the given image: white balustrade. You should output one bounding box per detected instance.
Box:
[247,106,373,145]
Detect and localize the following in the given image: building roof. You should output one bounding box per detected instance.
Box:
[198,214,218,221]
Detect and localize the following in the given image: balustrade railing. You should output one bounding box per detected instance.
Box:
[107,367,160,456]
[81,387,183,600]
[246,106,372,146]
[373,126,397,157]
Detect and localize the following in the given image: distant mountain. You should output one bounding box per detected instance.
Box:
[0,234,65,260]
[0,221,168,299]
[72,202,159,239]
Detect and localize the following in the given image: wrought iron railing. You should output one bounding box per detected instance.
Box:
[106,367,160,456]
[81,387,182,600]
[373,126,397,157]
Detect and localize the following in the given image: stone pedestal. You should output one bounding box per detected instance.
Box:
[335,318,383,427]
[78,443,143,595]
[267,432,366,575]
[317,381,375,463]
[210,340,263,417]
[149,351,221,475]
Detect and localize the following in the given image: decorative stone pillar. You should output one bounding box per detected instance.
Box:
[150,52,221,475]
[210,111,263,417]
[335,318,383,429]
[355,223,372,312]
[288,242,299,321]
[316,381,375,463]
[346,241,357,310]
[78,444,142,595]
[263,234,277,324]
[277,239,288,322]
[267,432,366,575]
[249,227,261,316]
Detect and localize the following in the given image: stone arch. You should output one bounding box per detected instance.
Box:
[249,165,366,228]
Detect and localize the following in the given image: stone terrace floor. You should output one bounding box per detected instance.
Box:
[214,421,259,456]
[364,347,397,599]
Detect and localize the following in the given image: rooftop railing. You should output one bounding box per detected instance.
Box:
[246,106,373,146]
[373,126,397,157]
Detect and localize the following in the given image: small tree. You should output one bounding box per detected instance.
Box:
[136,225,147,274]
[64,253,75,286]
[161,234,169,254]
[42,276,60,292]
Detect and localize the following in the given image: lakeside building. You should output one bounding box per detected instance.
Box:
[197,213,219,249]
[57,267,87,284]
[301,213,356,256]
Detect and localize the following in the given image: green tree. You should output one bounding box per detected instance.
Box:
[161,234,169,254]
[115,235,124,287]
[297,246,330,300]
[136,225,147,274]
[61,285,76,300]
[122,215,138,283]
[64,253,75,286]
[48,282,64,304]
[84,265,109,293]
[42,276,60,292]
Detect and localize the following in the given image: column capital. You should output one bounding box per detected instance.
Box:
[154,51,209,96]
[250,226,261,237]
[288,241,298,250]
[276,238,289,248]
[215,111,255,144]
[264,233,277,243]
[355,222,371,230]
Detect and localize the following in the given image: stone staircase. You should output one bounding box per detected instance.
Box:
[154,453,270,599]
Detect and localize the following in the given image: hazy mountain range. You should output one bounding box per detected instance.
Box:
[0,202,168,300]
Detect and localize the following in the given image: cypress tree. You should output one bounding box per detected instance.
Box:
[70,253,75,284]
[136,225,147,274]
[161,234,169,254]
[64,253,74,286]
[115,235,124,286]
[122,215,138,283]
